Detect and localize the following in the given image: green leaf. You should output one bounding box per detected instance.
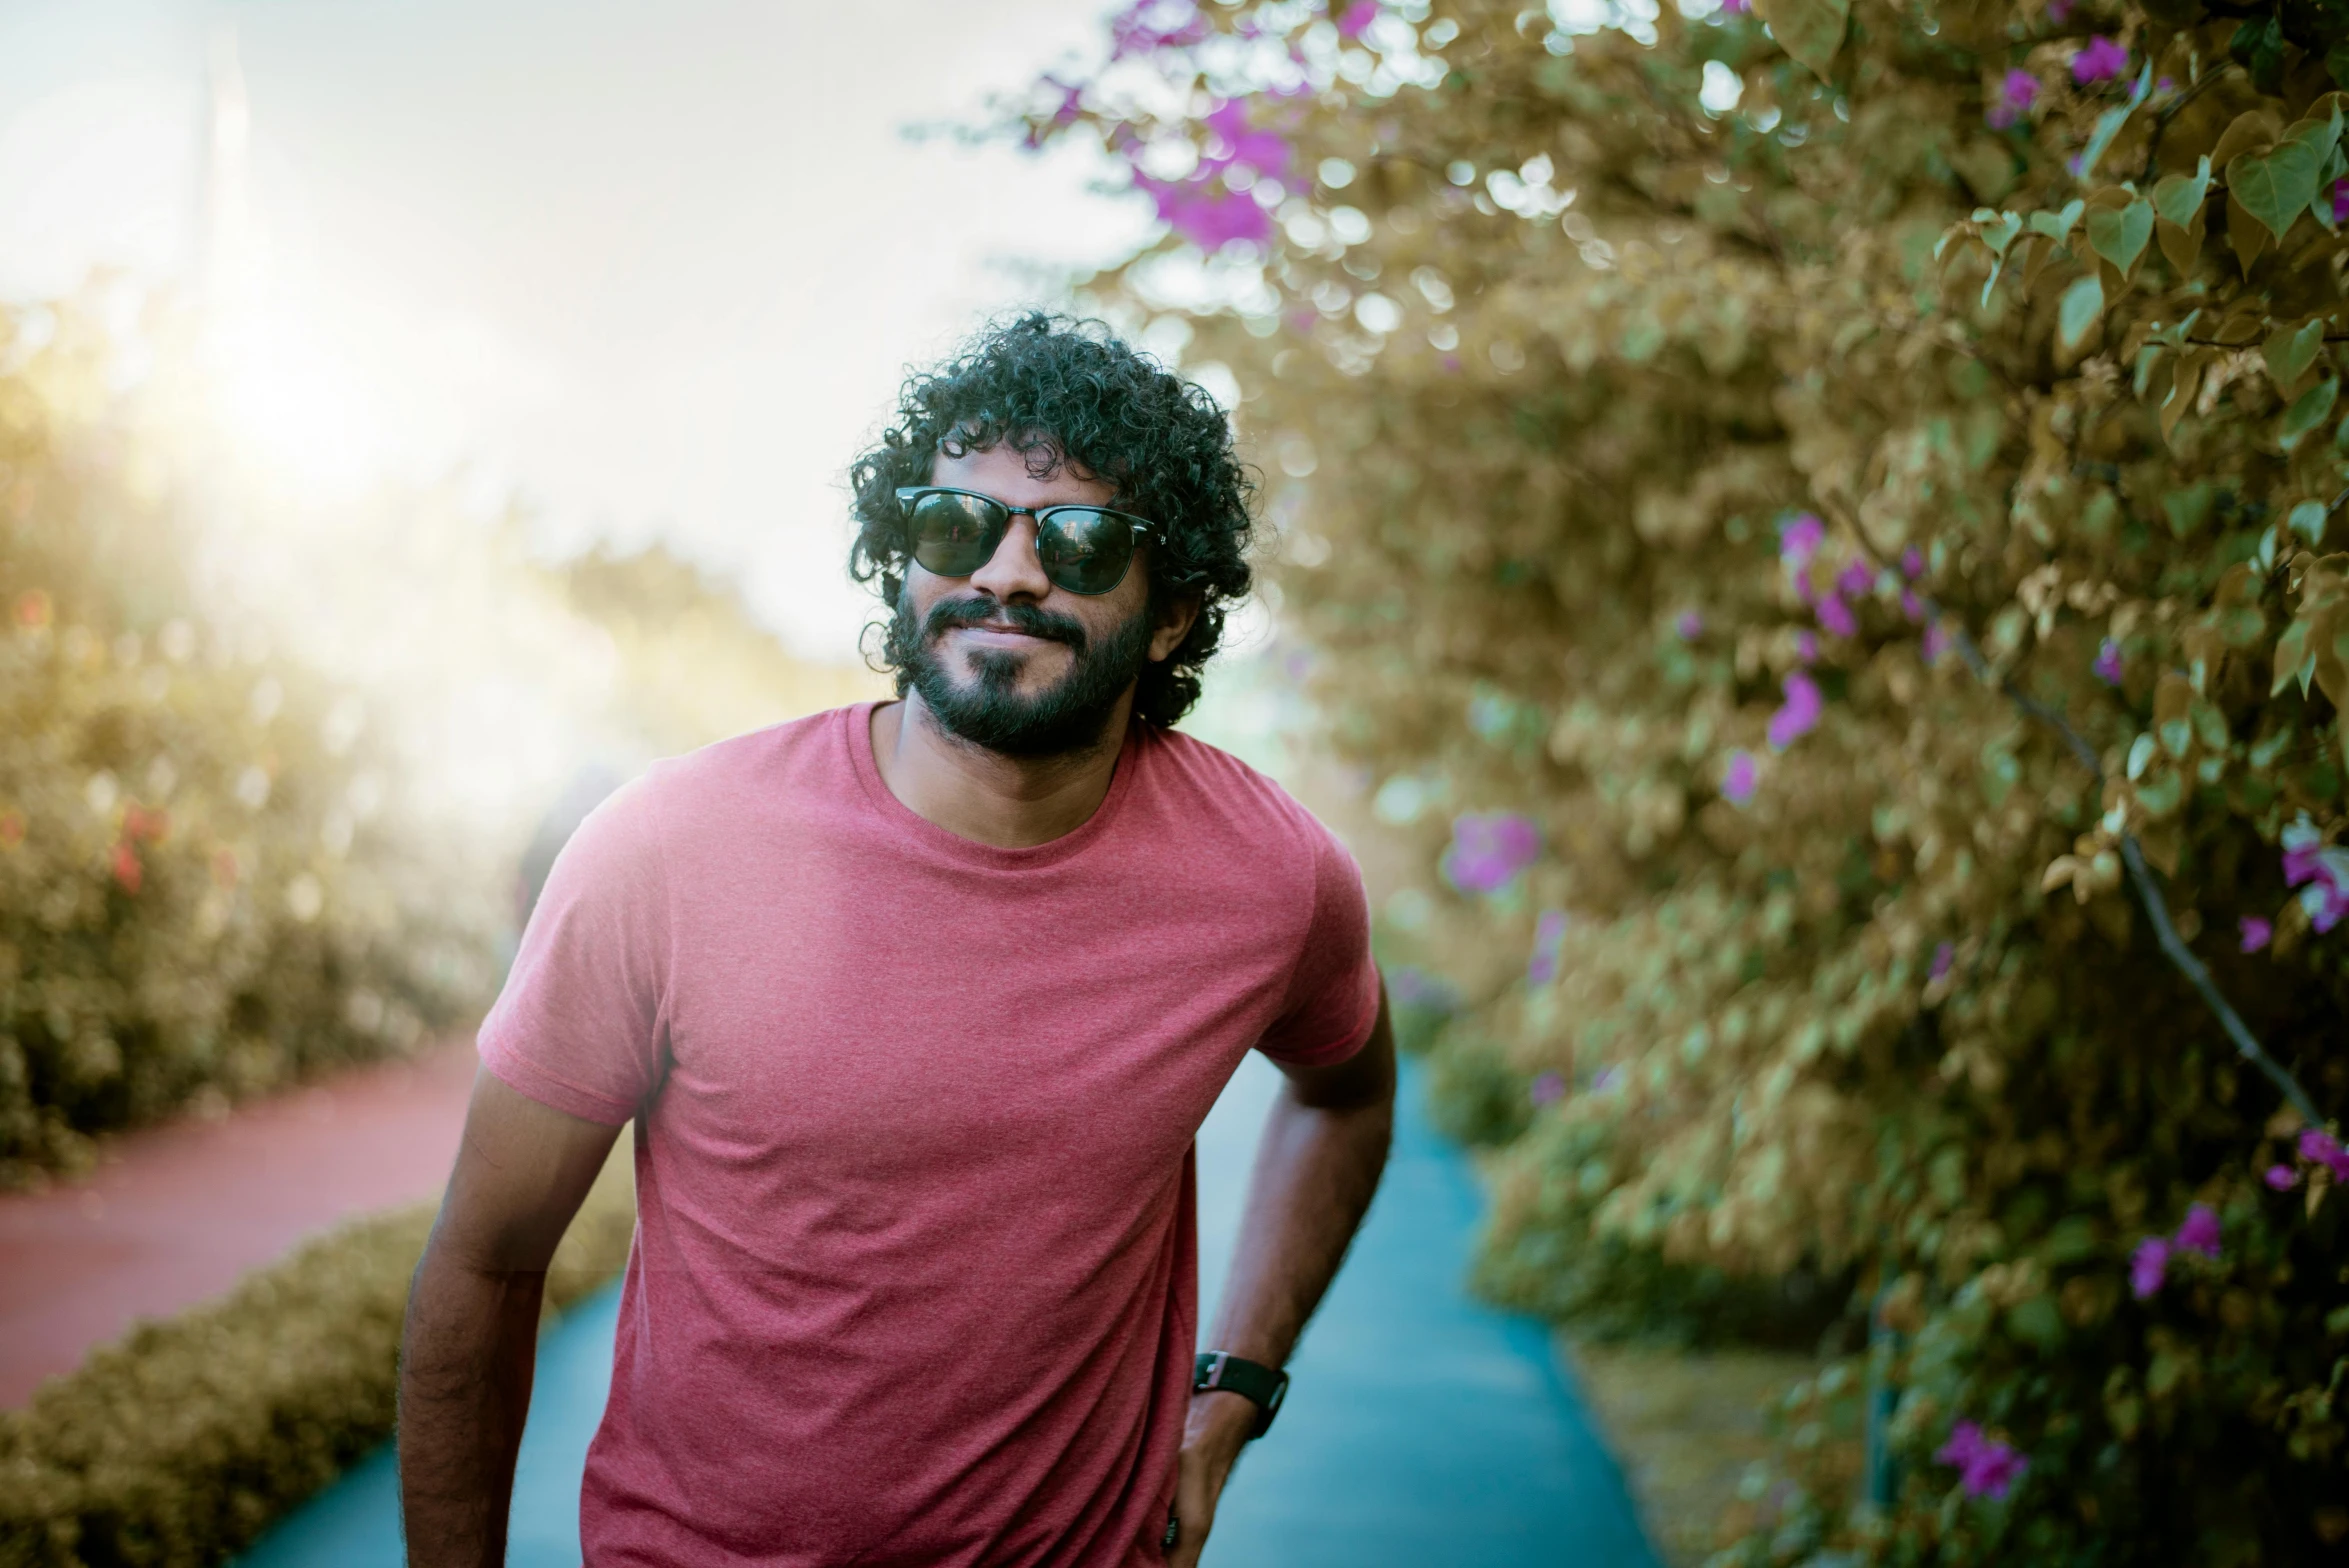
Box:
[1758,0,1850,81]
[2078,65,2154,180]
[2289,499,2332,545]
[2274,616,2315,694]
[2229,137,2324,240]
[1975,209,2022,256]
[2029,199,2088,242]
[2152,156,2213,228]
[2087,199,2155,274]
[2058,274,2105,351]
[2281,378,2340,450]
[2265,318,2326,390]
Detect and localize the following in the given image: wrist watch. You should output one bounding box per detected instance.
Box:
[1192,1351,1289,1439]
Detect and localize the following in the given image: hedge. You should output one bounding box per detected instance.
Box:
[0,1144,635,1568]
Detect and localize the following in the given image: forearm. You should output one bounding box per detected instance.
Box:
[1204,1072,1393,1367]
[397,1241,547,1567]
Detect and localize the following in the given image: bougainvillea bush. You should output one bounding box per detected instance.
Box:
[0,303,493,1185]
[1027,0,2349,1558]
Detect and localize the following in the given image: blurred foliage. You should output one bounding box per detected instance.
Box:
[0,1139,633,1568]
[0,303,495,1186]
[1034,0,2349,1558]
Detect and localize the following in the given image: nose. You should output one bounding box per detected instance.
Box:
[965,511,1054,603]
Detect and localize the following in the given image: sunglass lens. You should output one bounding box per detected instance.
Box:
[907,492,1003,577]
[1040,509,1137,595]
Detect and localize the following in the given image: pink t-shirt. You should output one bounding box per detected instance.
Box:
[477,703,1380,1567]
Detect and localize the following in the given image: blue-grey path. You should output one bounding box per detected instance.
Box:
[237,1058,1658,1567]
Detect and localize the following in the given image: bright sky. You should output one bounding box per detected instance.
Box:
[0,0,1155,662]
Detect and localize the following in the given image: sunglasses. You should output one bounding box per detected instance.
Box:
[894,486,1156,597]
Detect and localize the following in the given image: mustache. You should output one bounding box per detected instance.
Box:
[923,596,1087,649]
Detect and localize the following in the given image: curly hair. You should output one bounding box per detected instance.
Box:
[847,313,1255,728]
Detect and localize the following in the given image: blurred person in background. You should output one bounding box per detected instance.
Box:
[398,314,1395,1567]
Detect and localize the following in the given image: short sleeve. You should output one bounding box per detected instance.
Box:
[476,778,671,1125]
[1255,822,1381,1068]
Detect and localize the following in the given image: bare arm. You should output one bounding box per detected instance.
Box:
[399,1068,621,1568]
[1170,981,1396,1565]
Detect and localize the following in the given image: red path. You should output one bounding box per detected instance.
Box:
[0,1035,480,1408]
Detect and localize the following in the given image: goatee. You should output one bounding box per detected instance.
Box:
[887,590,1153,758]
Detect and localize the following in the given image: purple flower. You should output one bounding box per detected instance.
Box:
[1900,588,1925,623]
[1936,1421,2030,1501]
[2173,1203,2222,1260]
[1202,97,1294,179]
[1836,560,1875,598]
[2093,639,2124,686]
[1930,941,1954,982]
[1676,609,1704,640]
[1134,174,1274,250]
[1719,0,1750,13]
[2072,36,2130,84]
[1901,546,1926,579]
[2267,1163,2300,1190]
[2046,0,2072,20]
[1779,512,1825,567]
[2130,1236,2170,1299]
[1923,622,1951,663]
[1336,1,1380,40]
[1795,631,1819,664]
[1722,749,1759,805]
[1530,1069,1566,1106]
[1443,811,1541,894]
[2279,818,2349,932]
[1768,671,1823,748]
[2333,178,2349,225]
[2301,1129,2349,1181]
[1987,68,2040,130]
[2240,916,2273,953]
[2283,817,2325,887]
[1528,908,1570,984]
[1816,594,1857,638]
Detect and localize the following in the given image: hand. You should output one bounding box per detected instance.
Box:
[1164,1390,1255,1566]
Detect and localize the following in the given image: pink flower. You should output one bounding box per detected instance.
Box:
[2093,639,2124,686]
[1779,512,1825,567]
[1719,0,1749,13]
[2282,817,2326,887]
[2072,36,2129,84]
[1923,621,1951,663]
[1901,546,1926,579]
[1530,1069,1566,1106]
[2266,1163,2300,1190]
[1443,812,1541,894]
[2130,1236,2170,1299]
[1936,1421,2029,1501]
[1676,610,1704,640]
[1795,631,1819,664]
[1527,909,1570,984]
[1336,1,1380,40]
[2333,178,2349,225]
[1768,671,1823,748]
[1836,560,1874,598]
[1930,941,1954,982]
[1722,750,1759,805]
[1987,68,2040,130]
[1816,594,1857,638]
[2240,916,2273,953]
[1900,588,1925,623]
[2300,1129,2349,1181]
[2173,1203,2222,1260]
[2046,0,2072,20]
[2280,819,2349,930]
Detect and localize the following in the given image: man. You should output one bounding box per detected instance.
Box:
[399,314,1395,1567]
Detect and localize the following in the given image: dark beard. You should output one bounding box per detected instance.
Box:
[888,589,1154,758]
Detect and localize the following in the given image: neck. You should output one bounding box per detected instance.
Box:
[870,690,1133,849]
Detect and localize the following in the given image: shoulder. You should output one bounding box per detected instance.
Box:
[623,705,858,814]
[1132,725,1354,876]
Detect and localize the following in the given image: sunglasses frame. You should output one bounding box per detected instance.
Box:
[893,486,1157,597]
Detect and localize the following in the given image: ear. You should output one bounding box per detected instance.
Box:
[1148,593,1201,663]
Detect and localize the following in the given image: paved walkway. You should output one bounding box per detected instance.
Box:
[0,1036,480,1408]
[236,1056,1658,1567]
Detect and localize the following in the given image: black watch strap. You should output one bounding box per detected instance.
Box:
[1192,1351,1288,1438]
